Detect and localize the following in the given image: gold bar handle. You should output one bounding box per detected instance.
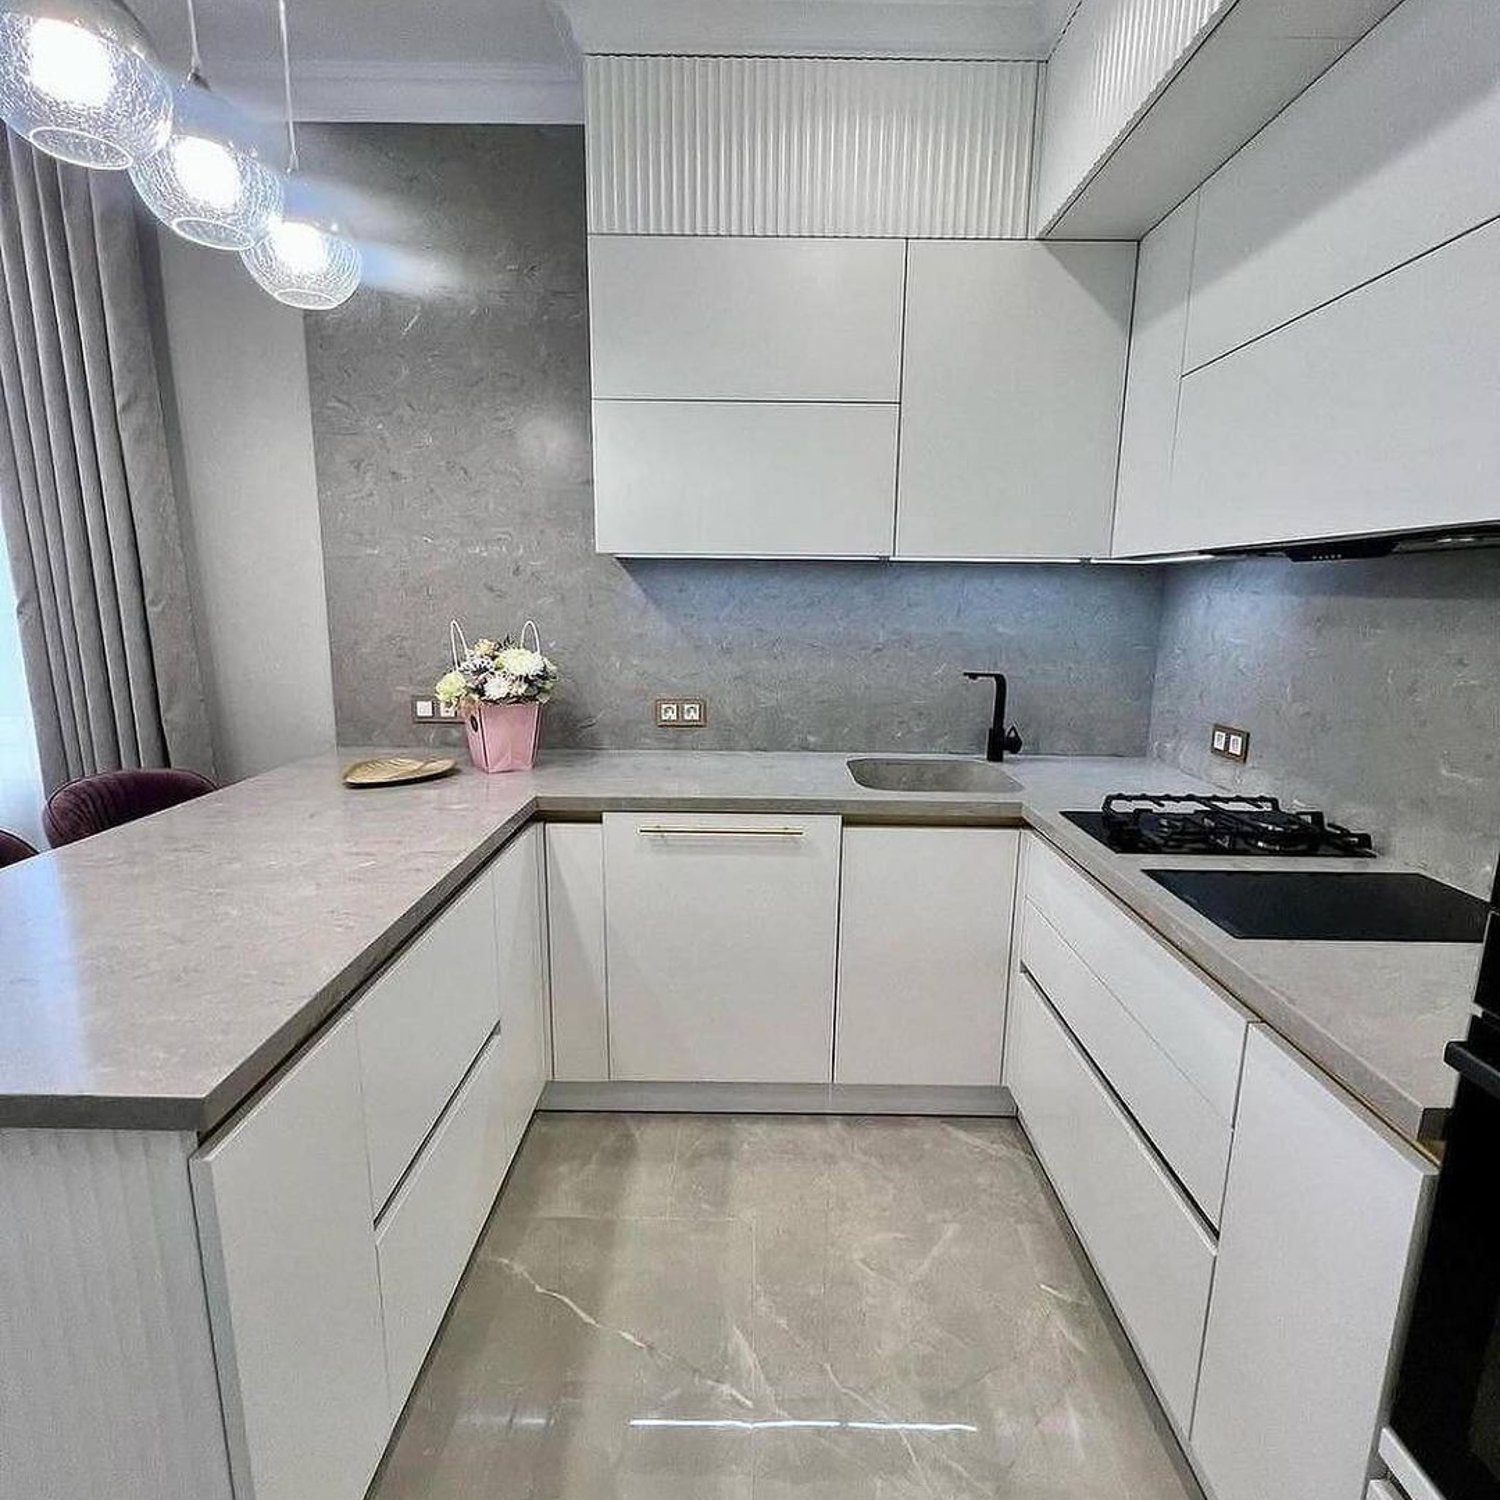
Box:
[637,826,806,837]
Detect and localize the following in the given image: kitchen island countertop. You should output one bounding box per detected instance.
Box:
[0,749,1480,1141]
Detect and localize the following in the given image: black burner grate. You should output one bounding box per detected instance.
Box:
[1063,794,1375,858]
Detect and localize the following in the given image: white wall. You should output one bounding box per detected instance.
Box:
[152,230,337,782]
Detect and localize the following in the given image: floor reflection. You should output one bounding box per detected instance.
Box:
[369,1112,1203,1500]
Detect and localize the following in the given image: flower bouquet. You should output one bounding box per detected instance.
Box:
[435,620,559,773]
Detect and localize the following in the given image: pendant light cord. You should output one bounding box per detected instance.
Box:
[276,0,299,173]
[183,0,205,84]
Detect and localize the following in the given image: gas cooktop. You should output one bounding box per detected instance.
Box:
[1062,793,1376,858]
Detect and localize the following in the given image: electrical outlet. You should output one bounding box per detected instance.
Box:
[656,697,707,728]
[411,696,437,723]
[1211,722,1250,763]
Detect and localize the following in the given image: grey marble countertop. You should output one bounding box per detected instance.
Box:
[0,749,1480,1141]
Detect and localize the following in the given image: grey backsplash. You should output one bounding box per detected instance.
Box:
[303,124,1499,894]
[304,124,1163,760]
[1150,552,1500,896]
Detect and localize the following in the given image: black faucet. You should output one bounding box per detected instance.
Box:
[964,672,1024,762]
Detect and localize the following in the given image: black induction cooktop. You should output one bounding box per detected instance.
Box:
[1145,868,1492,943]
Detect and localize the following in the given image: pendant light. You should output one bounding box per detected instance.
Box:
[240,0,359,309]
[129,0,281,249]
[0,0,171,168]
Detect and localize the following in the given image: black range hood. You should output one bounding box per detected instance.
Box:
[1212,522,1500,563]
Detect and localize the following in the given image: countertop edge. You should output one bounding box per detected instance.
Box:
[0,767,1459,1144]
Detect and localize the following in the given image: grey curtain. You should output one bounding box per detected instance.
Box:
[0,128,214,790]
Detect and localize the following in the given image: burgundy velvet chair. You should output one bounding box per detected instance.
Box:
[0,829,37,867]
[43,768,217,848]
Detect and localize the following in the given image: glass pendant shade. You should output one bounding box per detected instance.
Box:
[241,216,360,309]
[0,0,171,168]
[130,109,282,249]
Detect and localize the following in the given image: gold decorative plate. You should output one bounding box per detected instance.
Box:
[343,756,457,787]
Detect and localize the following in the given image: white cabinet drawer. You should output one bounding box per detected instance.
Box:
[1024,837,1247,1126]
[357,867,500,1210]
[603,812,840,1083]
[1007,971,1215,1434]
[1020,901,1233,1222]
[588,235,905,401]
[376,1030,518,1412]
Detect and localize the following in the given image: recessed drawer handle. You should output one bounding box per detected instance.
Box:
[637,826,806,837]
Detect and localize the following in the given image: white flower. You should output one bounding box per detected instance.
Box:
[433,670,469,706]
[483,674,517,701]
[497,646,547,679]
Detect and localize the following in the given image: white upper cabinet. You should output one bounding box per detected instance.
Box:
[1112,193,1198,558]
[1033,0,1397,239]
[1170,216,1500,551]
[1192,1028,1434,1500]
[896,240,1135,559]
[1184,0,1500,370]
[593,399,898,557]
[588,236,905,401]
[1035,0,1231,233]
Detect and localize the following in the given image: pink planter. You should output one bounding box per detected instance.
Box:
[464,700,541,773]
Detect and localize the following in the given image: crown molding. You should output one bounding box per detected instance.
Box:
[553,0,1072,60]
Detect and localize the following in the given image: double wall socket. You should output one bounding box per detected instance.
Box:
[1211,723,1251,762]
[411,696,460,724]
[656,697,707,728]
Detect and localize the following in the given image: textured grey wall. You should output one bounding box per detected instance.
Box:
[304,124,1164,758]
[1150,552,1500,895]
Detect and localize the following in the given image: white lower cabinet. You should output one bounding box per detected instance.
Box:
[191,1014,390,1500]
[1006,970,1216,1434]
[376,1031,517,1411]
[493,825,549,1153]
[834,827,1019,1086]
[1191,1028,1436,1500]
[192,830,549,1500]
[356,866,501,1211]
[544,822,609,1081]
[602,812,841,1082]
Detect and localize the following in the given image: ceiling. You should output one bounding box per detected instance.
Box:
[128,0,1078,124]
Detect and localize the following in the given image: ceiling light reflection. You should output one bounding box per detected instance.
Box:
[630,1418,979,1434]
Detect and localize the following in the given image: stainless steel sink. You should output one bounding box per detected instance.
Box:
[846,757,1022,794]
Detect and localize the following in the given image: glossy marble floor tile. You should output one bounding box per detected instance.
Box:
[370,1113,1203,1500]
